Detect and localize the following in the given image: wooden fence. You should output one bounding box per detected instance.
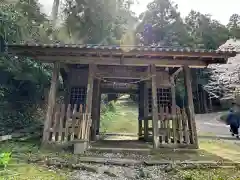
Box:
[144,106,192,146]
[49,104,92,143]
[48,104,193,147]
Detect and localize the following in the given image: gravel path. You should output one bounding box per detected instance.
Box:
[69,165,177,180]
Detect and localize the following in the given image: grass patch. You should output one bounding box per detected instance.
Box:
[0,140,67,180]
[0,163,66,180]
[198,132,218,137]
[100,99,138,134]
[199,139,240,162]
[151,149,229,162]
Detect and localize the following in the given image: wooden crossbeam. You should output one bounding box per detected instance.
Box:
[169,67,183,77]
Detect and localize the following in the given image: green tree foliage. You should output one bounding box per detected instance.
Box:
[228,13,240,39]
[185,10,230,49]
[61,0,137,44]
[0,2,51,133]
[137,0,190,46]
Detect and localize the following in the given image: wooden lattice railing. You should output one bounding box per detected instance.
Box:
[142,106,193,146]
[156,106,191,145]
[49,104,92,143]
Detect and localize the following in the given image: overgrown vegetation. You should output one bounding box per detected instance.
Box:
[0,2,51,134]
[100,98,117,133]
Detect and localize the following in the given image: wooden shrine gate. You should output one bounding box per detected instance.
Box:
[7,44,236,149]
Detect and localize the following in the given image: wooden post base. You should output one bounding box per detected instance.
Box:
[73,140,89,154]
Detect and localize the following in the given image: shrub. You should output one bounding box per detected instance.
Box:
[0,152,11,169]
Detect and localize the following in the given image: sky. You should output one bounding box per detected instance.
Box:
[39,0,240,25]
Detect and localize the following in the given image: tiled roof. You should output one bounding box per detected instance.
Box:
[8,43,236,54]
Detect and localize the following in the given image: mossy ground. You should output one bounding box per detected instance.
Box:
[0,140,67,180]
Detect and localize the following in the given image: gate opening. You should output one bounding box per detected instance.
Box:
[99,93,139,141]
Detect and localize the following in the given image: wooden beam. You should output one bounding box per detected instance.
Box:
[138,82,145,138]
[34,56,208,67]
[150,64,159,149]
[85,64,96,141]
[170,67,183,77]
[144,81,149,141]
[96,83,101,138]
[86,64,95,113]
[101,88,138,94]
[183,65,199,149]
[170,76,177,144]
[202,89,208,113]
[144,66,151,141]
[91,79,100,141]
[42,62,60,144]
[63,73,70,106]
[60,67,68,84]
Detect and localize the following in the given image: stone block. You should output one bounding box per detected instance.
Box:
[73,140,89,154]
[0,135,12,141]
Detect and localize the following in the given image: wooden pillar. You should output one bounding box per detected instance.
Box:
[143,82,149,141]
[196,85,201,113]
[199,89,203,113]
[170,76,177,143]
[91,79,100,141]
[138,119,143,138]
[183,66,199,148]
[202,89,208,113]
[63,73,70,106]
[209,97,213,112]
[96,88,101,136]
[42,62,60,144]
[138,82,144,139]
[85,64,95,141]
[86,64,95,113]
[150,64,159,149]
